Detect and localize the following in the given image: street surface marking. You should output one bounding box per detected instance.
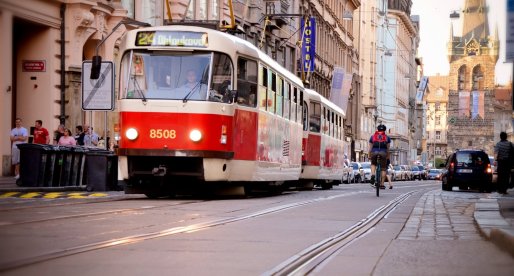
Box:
[20,193,41,198]
[0,192,109,199]
[0,192,20,198]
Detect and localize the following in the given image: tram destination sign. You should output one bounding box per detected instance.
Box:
[81,61,115,111]
[136,31,208,47]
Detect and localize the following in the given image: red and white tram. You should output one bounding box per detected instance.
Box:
[114,24,344,197]
[301,89,346,189]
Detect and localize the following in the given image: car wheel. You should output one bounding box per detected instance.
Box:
[442,177,452,191]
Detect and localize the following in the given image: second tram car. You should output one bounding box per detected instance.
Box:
[114,25,345,197]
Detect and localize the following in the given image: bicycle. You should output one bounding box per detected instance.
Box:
[375,155,381,197]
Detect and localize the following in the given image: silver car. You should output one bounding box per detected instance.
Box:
[360,162,372,182]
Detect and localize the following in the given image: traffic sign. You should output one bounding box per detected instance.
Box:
[81,61,115,111]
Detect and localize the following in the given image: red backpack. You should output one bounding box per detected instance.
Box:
[371,131,388,149]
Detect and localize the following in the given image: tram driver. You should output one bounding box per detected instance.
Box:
[178,70,208,100]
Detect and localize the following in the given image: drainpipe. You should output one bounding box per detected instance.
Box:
[59,3,66,125]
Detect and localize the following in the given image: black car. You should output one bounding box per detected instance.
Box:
[441,149,493,192]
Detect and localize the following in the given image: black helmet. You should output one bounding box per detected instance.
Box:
[377,124,386,131]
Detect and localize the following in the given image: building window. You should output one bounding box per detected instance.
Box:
[468,140,472,147]
[436,131,441,140]
[435,116,441,125]
[435,102,440,110]
[121,0,135,19]
[187,0,217,20]
[435,147,441,156]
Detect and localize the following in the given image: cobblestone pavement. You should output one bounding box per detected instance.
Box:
[399,190,483,241]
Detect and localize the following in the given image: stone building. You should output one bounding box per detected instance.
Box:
[446,0,499,155]
[0,0,361,176]
[425,74,449,166]
[378,0,419,165]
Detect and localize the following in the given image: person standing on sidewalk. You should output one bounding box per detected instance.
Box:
[33,120,50,144]
[494,131,513,195]
[10,118,28,180]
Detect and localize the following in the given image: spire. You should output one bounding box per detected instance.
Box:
[449,23,454,41]
[461,0,489,41]
[493,23,499,40]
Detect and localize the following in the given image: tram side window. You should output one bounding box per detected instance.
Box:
[331,111,335,137]
[299,90,304,126]
[209,53,233,103]
[236,58,257,107]
[292,87,298,123]
[269,71,276,114]
[283,82,290,120]
[276,77,283,117]
[309,102,321,132]
[259,66,268,110]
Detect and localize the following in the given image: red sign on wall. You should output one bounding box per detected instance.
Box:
[22,60,46,72]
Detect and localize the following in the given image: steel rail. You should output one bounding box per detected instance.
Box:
[266,188,429,276]
[0,190,366,272]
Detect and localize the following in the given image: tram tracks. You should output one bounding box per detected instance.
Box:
[265,189,423,275]
[0,187,431,273]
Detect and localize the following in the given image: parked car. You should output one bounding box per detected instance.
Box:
[393,165,406,181]
[360,162,372,182]
[489,156,497,183]
[441,149,493,192]
[401,165,413,180]
[427,169,443,180]
[417,165,428,180]
[410,166,422,180]
[342,163,354,184]
[350,162,363,183]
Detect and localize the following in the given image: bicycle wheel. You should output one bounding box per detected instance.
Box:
[376,163,380,197]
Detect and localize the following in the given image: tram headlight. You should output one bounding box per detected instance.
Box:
[125,128,138,140]
[189,129,202,142]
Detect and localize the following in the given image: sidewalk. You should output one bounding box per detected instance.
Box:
[475,189,514,257]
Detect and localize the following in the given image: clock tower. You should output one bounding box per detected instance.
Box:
[446,0,499,154]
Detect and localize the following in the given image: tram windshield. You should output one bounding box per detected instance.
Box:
[120,51,233,102]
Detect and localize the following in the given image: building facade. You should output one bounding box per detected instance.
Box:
[425,75,449,167]
[446,0,499,155]
[0,0,362,176]
[378,0,418,165]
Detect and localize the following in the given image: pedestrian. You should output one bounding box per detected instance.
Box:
[53,124,65,145]
[10,118,28,180]
[75,125,85,145]
[58,128,77,146]
[386,159,393,189]
[494,131,513,195]
[83,125,99,147]
[33,120,50,144]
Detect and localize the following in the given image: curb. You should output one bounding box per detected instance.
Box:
[474,198,514,257]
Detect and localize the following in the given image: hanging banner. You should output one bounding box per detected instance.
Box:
[458,91,470,117]
[300,17,316,72]
[471,90,485,119]
[507,0,514,60]
[329,67,351,114]
[415,76,429,105]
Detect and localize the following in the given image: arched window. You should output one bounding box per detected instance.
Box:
[472,65,484,90]
[458,65,467,90]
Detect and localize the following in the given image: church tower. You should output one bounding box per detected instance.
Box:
[446,0,499,154]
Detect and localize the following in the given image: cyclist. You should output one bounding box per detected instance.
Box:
[368,124,391,189]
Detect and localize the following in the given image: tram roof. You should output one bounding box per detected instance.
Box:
[305,89,345,117]
[121,25,304,88]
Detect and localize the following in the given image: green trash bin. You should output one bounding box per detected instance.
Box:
[85,149,118,191]
[17,143,53,187]
[70,146,87,187]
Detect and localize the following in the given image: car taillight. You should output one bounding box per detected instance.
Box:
[486,164,492,174]
[449,162,454,172]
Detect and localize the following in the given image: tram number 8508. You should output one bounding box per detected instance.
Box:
[149,129,176,139]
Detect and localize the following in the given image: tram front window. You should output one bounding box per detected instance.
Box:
[120,51,233,102]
